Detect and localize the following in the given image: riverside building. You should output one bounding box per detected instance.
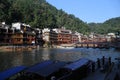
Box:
[0,22,13,45]
[42,27,79,46]
[0,22,44,47]
[12,22,35,45]
[1,22,116,49]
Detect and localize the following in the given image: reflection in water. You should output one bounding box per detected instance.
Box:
[41,48,50,60]
[11,53,23,66]
[54,52,82,62]
[0,48,120,71]
[0,52,24,72]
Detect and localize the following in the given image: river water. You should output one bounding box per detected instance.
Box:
[0,48,120,72]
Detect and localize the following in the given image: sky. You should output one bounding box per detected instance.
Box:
[46,0,120,23]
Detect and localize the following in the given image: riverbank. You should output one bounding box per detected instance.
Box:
[0,44,76,52]
[0,46,37,52]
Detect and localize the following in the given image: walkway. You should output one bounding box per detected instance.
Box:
[83,62,120,80]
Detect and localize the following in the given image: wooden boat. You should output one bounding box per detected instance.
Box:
[15,60,67,80]
[58,58,92,80]
[0,59,93,80]
[57,45,75,49]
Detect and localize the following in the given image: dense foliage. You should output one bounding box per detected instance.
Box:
[0,0,89,34]
[0,0,120,34]
[88,17,120,34]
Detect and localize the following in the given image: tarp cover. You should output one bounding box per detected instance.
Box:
[0,66,26,80]
[35,62,66,77]
[25,61,66,77]
[25,60,54,73]
[64,58,89,71]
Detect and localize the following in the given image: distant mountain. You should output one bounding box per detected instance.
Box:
[88,17,120,34]
[0,0,89,34]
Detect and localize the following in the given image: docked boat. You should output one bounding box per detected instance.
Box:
[15,60,67,80]
[18,58,92,80]
[57,45,75,49]
[0,66,26,80]
[57,58,92,80]
[57,44,75,49]
[0,58,93,80]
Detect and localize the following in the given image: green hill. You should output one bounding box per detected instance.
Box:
[0,0,89,34]
[0,0,120,34]
[88,17,120,34]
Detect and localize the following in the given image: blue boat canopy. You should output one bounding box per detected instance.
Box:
[25,61,66,77]
[63,58,89,71]
[0,66,26,80]
[25,60,54,73]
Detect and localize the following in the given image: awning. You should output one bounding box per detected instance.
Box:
[34,62,66,77]
[25,60,54,73]
[25,60,66,77]
[0,66,26,80]
[63,58,89,71]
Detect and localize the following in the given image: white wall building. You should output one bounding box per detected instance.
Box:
[42,28,50,42]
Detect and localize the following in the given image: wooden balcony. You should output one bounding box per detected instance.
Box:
[11,39,23,44]
[11,35,23,39]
